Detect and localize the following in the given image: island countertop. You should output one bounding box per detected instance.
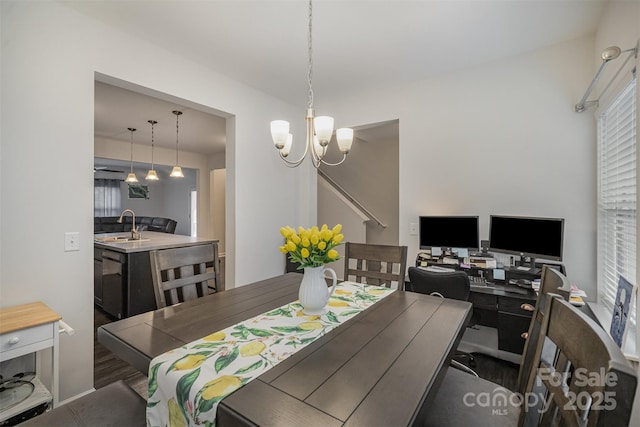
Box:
[94,231,218,254]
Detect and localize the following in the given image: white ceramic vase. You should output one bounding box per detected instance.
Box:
[299,265,337,315]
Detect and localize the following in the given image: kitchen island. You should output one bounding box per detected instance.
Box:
[94,231,218,319]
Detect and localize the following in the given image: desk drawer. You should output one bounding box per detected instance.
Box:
[0,324,54,354]
[469,293,497,310]
[498,312,531,354]
[498,296,534,317]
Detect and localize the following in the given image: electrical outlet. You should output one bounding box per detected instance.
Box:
[409,223,418,235]
[64,232,80,251]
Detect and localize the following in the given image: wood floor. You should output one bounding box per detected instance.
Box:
[94,307,148,399]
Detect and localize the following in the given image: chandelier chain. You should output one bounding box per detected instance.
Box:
[150,120,155,167]
[129,128,135,172]
[307,0,313,109]
[175,113,179,164]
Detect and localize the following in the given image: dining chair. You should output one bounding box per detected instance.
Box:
[343,242,408,288]
[150,242,221,308]
[407,266,478,374]
[423,271,637,427]
[516,265,571,396]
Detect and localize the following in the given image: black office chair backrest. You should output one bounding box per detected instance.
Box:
[407,267,470,301]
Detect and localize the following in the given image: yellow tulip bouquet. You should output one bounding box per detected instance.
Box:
[279,224,344,269]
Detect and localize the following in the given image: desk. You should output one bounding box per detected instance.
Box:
[98,273,471,426]
[409,261,539,363]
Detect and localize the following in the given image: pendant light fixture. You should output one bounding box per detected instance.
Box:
[270,0,353,168]
[145,120,159,181]
[125,127,138,183]
[170,110,184,178]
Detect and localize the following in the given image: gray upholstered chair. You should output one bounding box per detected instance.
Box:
[343,242,408,288]
[150,242,221,308]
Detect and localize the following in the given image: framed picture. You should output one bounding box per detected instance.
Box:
[610,275,636,348]
[128,184,149,199]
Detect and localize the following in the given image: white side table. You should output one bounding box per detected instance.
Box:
[0,302,61,422]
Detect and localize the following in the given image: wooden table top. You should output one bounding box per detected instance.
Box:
[98,273,472,426]
[0,301,61,334]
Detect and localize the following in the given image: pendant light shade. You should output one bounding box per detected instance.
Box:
[125,127,138,183]
[146,120,159,181]
[145,169,159,180]
[170,110,184,178]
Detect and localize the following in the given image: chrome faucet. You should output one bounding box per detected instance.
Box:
[117,209,140,240]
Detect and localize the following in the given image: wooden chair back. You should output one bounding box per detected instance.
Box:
[150,243,221,308]
[517,266,571,395]
[520,294,637,427]
[343,242,408,288]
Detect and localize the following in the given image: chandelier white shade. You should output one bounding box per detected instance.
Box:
[170,110,184,178]
[145,120,159,181]
[125,127,139,183]
[270,0,353,168]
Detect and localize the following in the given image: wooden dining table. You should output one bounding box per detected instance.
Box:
[97,273,472,426]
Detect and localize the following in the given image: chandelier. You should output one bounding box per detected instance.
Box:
[270,0,353,168]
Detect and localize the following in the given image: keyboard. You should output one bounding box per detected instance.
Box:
[469,276,489,287]
[424,265,456,273]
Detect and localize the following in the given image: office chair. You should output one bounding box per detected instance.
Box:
[407,266,478,374]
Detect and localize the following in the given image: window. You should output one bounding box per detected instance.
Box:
[597,75,637,317]
[94,178,122,217]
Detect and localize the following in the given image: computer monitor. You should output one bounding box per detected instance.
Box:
[488,215,564,266]
[419,216,479,250]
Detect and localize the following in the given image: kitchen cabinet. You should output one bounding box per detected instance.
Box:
[94,231,218,318]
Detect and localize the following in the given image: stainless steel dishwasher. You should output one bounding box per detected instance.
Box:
[101,250,125,319]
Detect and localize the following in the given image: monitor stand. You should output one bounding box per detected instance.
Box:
[517,256,541,275]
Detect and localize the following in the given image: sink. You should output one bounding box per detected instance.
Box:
[95,236,130,243]
[95,237,150,243]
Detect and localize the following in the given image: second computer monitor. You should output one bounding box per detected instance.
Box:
[419,216,479,250]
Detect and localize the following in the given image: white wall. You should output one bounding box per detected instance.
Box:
[325,36,598,298]
[1,1,303,401]
[318,178,368,280]
[319,123,399,246]
[211,169,226,254]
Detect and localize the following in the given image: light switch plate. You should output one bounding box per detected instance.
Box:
[409,223,418,235]
[65,232,80,251]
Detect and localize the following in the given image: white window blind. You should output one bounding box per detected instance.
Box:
[597,75,637,317]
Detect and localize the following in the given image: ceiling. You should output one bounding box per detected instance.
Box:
[95,81,227,156]
[83,0,606,157]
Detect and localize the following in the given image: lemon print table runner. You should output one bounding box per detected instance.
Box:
[146,281,395,426]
